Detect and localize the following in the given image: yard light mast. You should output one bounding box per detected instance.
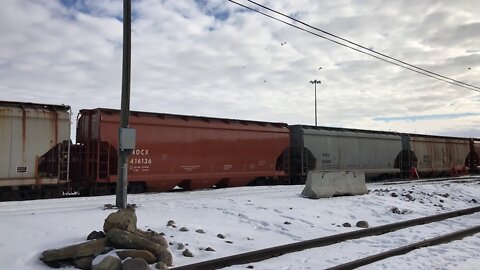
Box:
[310,79,321,126]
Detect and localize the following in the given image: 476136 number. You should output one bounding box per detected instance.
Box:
[130,158,152,165]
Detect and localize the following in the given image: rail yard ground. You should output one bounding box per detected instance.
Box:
[0,176,479,269]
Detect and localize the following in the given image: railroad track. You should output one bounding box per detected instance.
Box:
[375,175,480,186]
[0,185,302,216]
[170,206,480,270]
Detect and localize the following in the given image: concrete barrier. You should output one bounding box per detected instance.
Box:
[301,171,368,199]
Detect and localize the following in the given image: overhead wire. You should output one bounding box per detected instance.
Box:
[225,0,480,93]
[245,0,480,92]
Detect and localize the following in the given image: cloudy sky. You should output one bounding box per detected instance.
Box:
[1,0,479,138]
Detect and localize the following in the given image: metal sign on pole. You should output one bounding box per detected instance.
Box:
[116,0,135,209]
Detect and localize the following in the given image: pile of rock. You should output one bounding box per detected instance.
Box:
[40,208,172,270]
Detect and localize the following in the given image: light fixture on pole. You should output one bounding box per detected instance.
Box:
[310,79,321,126]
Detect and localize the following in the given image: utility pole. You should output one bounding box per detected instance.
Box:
[310,80,321,126]
[116,0,135,209]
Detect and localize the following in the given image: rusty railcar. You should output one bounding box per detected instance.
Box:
[405,134,471,176]
[0,101,71,200]
[468,139,480,173]
[71,108,290,194]
[289,125,404,183]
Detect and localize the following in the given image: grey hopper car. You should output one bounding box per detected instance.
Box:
[404,134,471,176]
[289,125,404,184]
[0,101,71,200]
[288,125,476,184]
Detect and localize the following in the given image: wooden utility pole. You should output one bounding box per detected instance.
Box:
[116,0,135,209]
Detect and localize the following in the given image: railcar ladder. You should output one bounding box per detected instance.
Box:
[96,142,111,181]
[57,141,71,182]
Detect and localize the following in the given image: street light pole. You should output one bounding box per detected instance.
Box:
[310,80,321,126]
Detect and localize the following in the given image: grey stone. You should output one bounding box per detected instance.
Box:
[103,204,115,210]
[177,243,185,250]
[356,221,369,228]
[106,228,165,258]
[73,256,94,270]
[87,231,106,241]
[205,247,215,252]
[391,207,401,214]
[342,222,351,227]
[157,248,173,266]
[41,238,107,262]
[155,261,169,270]
[195,229,205,234]
[182,249,194,257]
[283,221,291,225]
[133,229,168,248]
[92,256,122,270]
[104,208,137,233]
[122,258,149,270]
[225,241,233,244]
[179,227,189,232]
[217,234,225,239]
[116,249,157,264]
[167,220,175,226]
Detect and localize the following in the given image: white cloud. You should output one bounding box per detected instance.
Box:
[0,0,479,138]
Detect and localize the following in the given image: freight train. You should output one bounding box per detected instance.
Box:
[1,101,479,200]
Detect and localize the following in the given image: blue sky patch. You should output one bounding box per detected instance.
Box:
[374,112,480,122]
[195,0,230,21]
[60,0,90,14]
[59,0,136,22]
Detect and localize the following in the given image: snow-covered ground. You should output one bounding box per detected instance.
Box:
[0,177,479,270]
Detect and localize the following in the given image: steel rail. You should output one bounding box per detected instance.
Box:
[170,206,480,270]
[376,176,480,186]
[327,224,480,270]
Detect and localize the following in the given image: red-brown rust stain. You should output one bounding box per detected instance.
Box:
[54,110,58,144]
[43,110,59,145]
[0,108,12,140]
[445,141,454,168]
[22,107,26,161]
[0,108,11,116]
[35,156,40,184]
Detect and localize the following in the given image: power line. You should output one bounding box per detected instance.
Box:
[226,0,480,93]
[245,0,480,92]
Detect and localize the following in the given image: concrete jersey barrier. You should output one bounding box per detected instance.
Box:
[301,171,368,199]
